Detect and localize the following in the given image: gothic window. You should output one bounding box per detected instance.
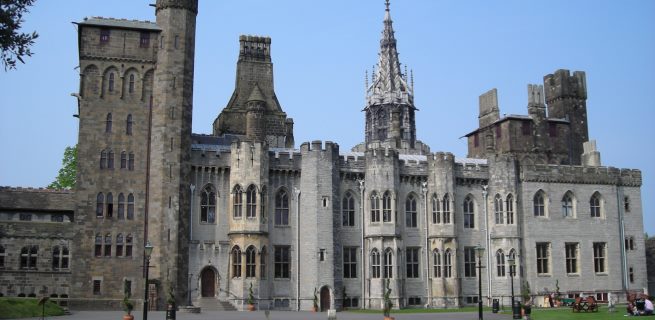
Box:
[383,248,393,279]
[371,248,380,278]
[405,194,417,228]
[464,247,476,277]
[275,188,289,226]
[246,185,257,219]
[126,114,133,135]
[108,72,115,92]
[433,249,441,278]
[100,150,107,169]
[125,234,133,257]
[590,192,602,218]
[382,191,392,222]
[107,150,114,169]
[200,185,216,224]
[128,75,135,93]
[343,247,357,278]
[496,249,505,277]
[127,194,134,220]
[565,243,578,274]
[233,185,243,219]
[494,194,504,224]
[105,113,112,133]
[533,191,546,217]
[536,242,550,275]
[52,246,69,270]
[120,151,127,169]
[94,234,102,257]
[342,192,355,227]
[106,193,113,218]
[99,29,110,43]
[231,246,242,278]
[593,242,606,273]
[104,234,112,257]
[506,194,514,224]
[431,194,440,224]
[442,194,451,224]
[20,245,38,269]
[274,246,290,279]
[260,246,267,279]
[96,193,104,218]
[370,192,380,223]
[508,249,517,275]
[116,234,124,257]
[128,153,134,171]
[463,196,475,229]
[139,32,150,48]
[562,191,574,217]
[245,246,256,278]
[443,249,452,278]
[625,236,635,251]
[406,248,419,278]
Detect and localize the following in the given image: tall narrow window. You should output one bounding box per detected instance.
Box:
[106,193,113,218]
[139,32,150,48]
[433,249,441,278]
[343,247,357,278]
[464,247,476,277]
[246,185,257,219]
[274,246,290,279]
[260,247,267,279]
[590,192,601,218]
[536,242,550,275]
[108,73,115,92]
[275,189,289,226]
[431,194,440,224]
[382,191,392,222]
[99,29,110,43]
[93,280,102,295]
[100,150,107,169]
[104,234,112,257]
[94,234,102,257]
[342,192,355,227]
[494,194,504,224]
[406,248,419,278]
[107,151,114,169]
[245,246,256,278]
[371,249,380,278]
[232,246,242,278]
[562,192,574,217]
[442,194,451,224]
[443,249,452,278]
[383,248,393,279]
[233,185,243,218]
[128,75,135,93]
[463,196,475,229]
[106,113,112,133]
[128,153,134,171]
[506,194,514,224]
[370,192,380,223]
[200,185,216,223]
[508,249,516,275]
[96,193,104,218]
[125,234,133,257]
[52,246,61,270]
[116,234,124,257]
[593,242,606,273]
[496,249,505,277]
[534,191,545,217]
[120,151,127,169]
[405,194,417,228]
[118,193,125,220]
[126,114,133,135]
[127,194,134,220]
[625,236,635,251]
[565,243,578,274]
[0,245,5,268]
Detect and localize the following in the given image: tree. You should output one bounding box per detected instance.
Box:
[48,145,76,189]
[1,0,39,71]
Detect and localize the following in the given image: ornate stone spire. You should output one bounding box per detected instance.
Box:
[367,0,412,106]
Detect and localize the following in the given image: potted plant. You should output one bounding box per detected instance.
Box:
[383,279,394,320]
[122,281,134,320]
[312,287,319,312]
[247,283,256,311]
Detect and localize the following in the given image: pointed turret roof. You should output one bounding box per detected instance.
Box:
[247,83,266,102]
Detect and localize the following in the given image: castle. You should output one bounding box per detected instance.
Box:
[0,0,647,312]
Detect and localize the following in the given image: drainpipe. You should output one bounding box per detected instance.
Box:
[482,185,491,305]
[617,186,628,291]
[421,182,431,306]
[358,179,366,309]
[294,187,301,311]
[190,184,195,242]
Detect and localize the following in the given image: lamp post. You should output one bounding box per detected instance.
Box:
[475,244,485,320]
[508,255,520,319]
[143,241,154,320]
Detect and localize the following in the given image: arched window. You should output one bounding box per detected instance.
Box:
[260,246,267,279]
[100,150,107,169]
[506,194,514,224]
[371,249,380,278]
[246,185,257,219]
[96,193,104,218]
[233,185,243,218]
[116,234,124,256]
[125,234,133,257]
[232,246,242,278]
[442,194,451,224]
[200,185,216,223]
[245,246,256,278]
[20,246,38,270]
[342,192,355,227]
[120,151,127,169]
[106,192,113,218]
[118,193,125,219]
[105,113,112,133]
[508,249,517,275]
[104,234,112,256]
[107,150,114,169]
[382,191,392,222]
[126,114,133,135]
[383,248,393,278]
[128,153,134,171]
[127,194,134,220]
[590,192,602,218]
[370,192,380,223]
[275,188,289,225]
[431,194,440,224]
[562,191,574,217]
[405,194,417,227]
[534,191,545,217]
[463,196,475,229]
[496,249,505,277]
[443,249,452,278]
[433,249,441,278]
[108,72,115,92]
[94,234,102,257]
[128,74,135,93]
[494,194,504,224]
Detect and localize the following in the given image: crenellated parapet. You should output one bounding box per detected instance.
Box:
[520,164,641,186]
[155,0,198,14]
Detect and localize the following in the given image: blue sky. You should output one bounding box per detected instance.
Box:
[0,0,653,234]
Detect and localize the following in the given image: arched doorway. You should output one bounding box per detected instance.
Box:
[320,286,330,311]
[200,268,216,297]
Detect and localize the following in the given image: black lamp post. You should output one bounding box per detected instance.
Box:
[475,244,485,320]
[508,255,520,319]
[143,241,154,320]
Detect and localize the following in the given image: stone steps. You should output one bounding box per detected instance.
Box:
[196,297,237,311]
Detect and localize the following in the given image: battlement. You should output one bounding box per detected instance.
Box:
[544,69,587,103]
[528,84,545,106]
[155,0,198,14]
[520,164,641,187]
[239,35,271,62]
[299,140,340,154]
[0,186,73,194]
[478,89,500,127]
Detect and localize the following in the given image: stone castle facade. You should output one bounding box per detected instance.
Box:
[0,0,648,312]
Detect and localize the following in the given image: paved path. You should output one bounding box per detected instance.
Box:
[9,310,513,320]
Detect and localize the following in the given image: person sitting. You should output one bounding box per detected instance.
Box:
[643,296,653,316]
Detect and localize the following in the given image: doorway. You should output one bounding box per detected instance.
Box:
[200,268,216,297]
[320,286,330,311]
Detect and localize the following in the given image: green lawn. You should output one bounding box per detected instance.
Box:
[0,298,65,319]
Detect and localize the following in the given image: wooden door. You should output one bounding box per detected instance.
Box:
[200,268,215,297]
[320,286,330,311]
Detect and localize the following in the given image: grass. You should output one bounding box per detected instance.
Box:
[0,298,65,319]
